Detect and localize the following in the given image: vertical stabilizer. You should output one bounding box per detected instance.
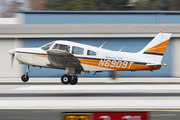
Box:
[138,32,172,63]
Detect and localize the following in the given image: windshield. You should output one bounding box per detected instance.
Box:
[41,42,54,51]
[52,44,70,52]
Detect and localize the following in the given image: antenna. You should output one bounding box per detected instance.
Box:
[119,45,125,52]
[99,41,107,48]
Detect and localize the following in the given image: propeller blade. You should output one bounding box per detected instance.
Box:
[9,36,17,70]
[11,55,14,69]
[8,49,15,70]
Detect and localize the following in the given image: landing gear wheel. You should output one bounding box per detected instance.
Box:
[21,65,30,83]
[21,74,29,82]
[70,76,78,85]
[61,74,70,84]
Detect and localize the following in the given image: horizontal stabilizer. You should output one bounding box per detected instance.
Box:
[146,63,167,67]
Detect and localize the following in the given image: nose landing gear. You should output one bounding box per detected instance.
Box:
[21,65,30,82]
[61,74,78,85]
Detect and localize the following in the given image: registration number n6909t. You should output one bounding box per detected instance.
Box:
[98,59,134,69]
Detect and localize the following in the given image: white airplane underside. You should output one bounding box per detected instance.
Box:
[8,32,172,85]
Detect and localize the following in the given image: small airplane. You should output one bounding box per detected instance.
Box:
[8,32,171,85]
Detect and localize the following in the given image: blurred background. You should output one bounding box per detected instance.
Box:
[1,0,180,17]
[1,0,180,78]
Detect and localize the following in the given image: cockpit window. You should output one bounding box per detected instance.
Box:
[72,46,84,55]
[53,44,70,52]
[41,42,54,51]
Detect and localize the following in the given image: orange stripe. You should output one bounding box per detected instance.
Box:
[32,54,47,58]
[79,59,99,66]
[146,39,169,53]
[79,58,161,71]
[129,64,160,71]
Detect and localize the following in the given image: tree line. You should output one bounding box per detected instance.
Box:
[29,0,180,11]
[1,0,180,18]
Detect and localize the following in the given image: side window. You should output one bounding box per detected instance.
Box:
[72,46,84,55]
[53,44,70,52]
[87,50,96,56]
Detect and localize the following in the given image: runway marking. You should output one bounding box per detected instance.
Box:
[1,99,180,109]
[2,93,180,97]
[14,85,180,91]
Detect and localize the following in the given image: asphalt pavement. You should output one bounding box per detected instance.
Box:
[0,77,180,120]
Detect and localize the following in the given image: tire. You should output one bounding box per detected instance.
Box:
[70,76,78,85]
[61,74,70,84]
[21,74,29,82]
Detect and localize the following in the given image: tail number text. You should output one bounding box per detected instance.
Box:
[98,59,134,69]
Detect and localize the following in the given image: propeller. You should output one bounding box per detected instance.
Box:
[8,49,15,69]
[8,37,17,69]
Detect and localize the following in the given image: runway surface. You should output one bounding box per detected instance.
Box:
[1,77,180,120]
[0,77,180,109]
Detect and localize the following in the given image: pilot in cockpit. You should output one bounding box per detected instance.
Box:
[58,45,62,50]
[54,44,69,52]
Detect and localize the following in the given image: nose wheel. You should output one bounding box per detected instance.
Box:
[21,65,30,82]
[61,74,78,85]
[21,74,29,82]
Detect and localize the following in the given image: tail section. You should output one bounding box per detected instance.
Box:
[138,32,172,63]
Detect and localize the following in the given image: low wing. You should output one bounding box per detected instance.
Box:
[47,49,83,71]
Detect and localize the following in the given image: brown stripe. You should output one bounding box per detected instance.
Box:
[17,51,149,65]
[16,51,47,55]
[143,51,164,56]
[78,57,147,65]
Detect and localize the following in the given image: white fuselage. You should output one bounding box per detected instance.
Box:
[14,40,161,72]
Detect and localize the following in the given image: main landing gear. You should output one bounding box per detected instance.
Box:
[61,74,78,85]
[21,65,30,82]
